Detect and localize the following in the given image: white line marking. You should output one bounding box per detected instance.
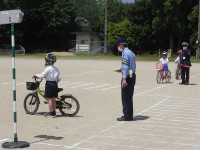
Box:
[98,135,200,147]
[62,71,100,77]
[84,84,110,90]
[60,82,83,87]
[136,96,171,115]
[118,130,198,140]
[0,139,9,143]
[101,85,120,91]
[71,83,94,89]
[35,142,94,150]
[135,85,168,96]
[70,122,123,148]
[102,142,162,150]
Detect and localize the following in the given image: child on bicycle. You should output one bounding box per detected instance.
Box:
[158,51,169,80]
[174,50,181,65]
[33,54,61,118]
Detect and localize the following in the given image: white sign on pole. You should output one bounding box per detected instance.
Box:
[0,10,24,25]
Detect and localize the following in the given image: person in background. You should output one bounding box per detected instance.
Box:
[115,38,136,121]
[180,42,191,85]
[158,51,169,80]
[174,50,182,80]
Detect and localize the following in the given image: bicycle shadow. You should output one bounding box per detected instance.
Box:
[35,112,83,118]
[158,81,173,84]
[132,115,149,121]
[30,135,64,144]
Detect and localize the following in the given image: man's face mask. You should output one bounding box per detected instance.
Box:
[118,46,123,52]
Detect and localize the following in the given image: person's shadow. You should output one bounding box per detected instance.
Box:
[179,83,197,85]
[30,135,64,144]
[133,115,149,121]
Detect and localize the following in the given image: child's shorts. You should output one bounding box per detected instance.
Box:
[163,65,168,71]
[45,81,58,98]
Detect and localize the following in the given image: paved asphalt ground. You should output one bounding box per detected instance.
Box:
[0,56,200,150]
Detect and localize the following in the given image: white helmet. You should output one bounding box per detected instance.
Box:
[162,51,167,55]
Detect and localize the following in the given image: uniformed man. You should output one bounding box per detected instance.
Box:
[115,38,136,121]
[180,42,191,85]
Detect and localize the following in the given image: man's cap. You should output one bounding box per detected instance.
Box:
[116,38,127,45]
[182,42,189,47]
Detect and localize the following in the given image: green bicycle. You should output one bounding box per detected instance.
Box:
[24,78,80,117]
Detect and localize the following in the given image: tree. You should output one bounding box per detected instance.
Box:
[128,0,154,51]
[75,0,101,32]
[16,0,77,50]
[108,19,134,54]
[151,0,194,51]
[188,5,198,50]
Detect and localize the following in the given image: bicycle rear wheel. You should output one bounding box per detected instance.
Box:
[58,96,80,117]
[24,93,40,115]
[175,69,179,80]
[156,70,162,84]
[175,69,181,80]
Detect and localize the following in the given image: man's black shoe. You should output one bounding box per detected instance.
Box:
[185,82,189,85]
[117,117,133,121]
[179,82,185,85]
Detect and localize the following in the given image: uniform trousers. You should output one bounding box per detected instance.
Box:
[181,67,190,83]
[121,73,136,119]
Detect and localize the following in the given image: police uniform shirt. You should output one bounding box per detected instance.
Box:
[121,47,136,78]
[180,49,191,67]
[36,65,61,83]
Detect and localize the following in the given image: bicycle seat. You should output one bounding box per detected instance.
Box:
[58,88,63,93]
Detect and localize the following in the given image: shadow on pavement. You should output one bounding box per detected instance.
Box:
[133,115,149,121]
[30,135,64,144]
[35,112,83,118]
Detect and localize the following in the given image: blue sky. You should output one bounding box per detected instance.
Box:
[122,0,135,3]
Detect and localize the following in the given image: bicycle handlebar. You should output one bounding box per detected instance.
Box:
[34,77,43,84]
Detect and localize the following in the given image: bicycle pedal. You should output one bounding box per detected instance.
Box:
[44,101,48,104]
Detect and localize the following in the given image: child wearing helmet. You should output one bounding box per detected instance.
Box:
[174,50,182,64]
[33,54,61,118]
[174,50,182,80]
[158,51,169,80]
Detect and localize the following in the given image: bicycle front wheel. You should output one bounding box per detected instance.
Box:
[166,70,171,82]
[59,96,80,117]
[24,93,40,115]
[156,70,162,84]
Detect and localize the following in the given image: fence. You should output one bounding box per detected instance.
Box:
[133,49,197,58]
[69,40,105,55]
[0,44,25,55]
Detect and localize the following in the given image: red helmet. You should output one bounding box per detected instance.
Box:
[178,50,182,54]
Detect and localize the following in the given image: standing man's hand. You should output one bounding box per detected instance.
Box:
[122,78,128,88]
[114,68,122,73]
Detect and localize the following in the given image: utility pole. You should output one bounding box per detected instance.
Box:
[104,0,108,53]
[197,0,200,59]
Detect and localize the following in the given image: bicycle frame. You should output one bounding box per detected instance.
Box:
[34,83,62,103]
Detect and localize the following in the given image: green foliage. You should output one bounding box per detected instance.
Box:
[188,5,198,50]
[108,19,134,53]
[75,0,101,32]
[0,0,199,54]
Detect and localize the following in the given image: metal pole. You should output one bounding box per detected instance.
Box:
[197,0,200,59]
[11,24,18,142]
[2,24,30,149]
[104,0,108,53]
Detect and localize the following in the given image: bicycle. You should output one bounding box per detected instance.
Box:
[156,63,171,84]
[24,78,80,117]
[175,64,181,80]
